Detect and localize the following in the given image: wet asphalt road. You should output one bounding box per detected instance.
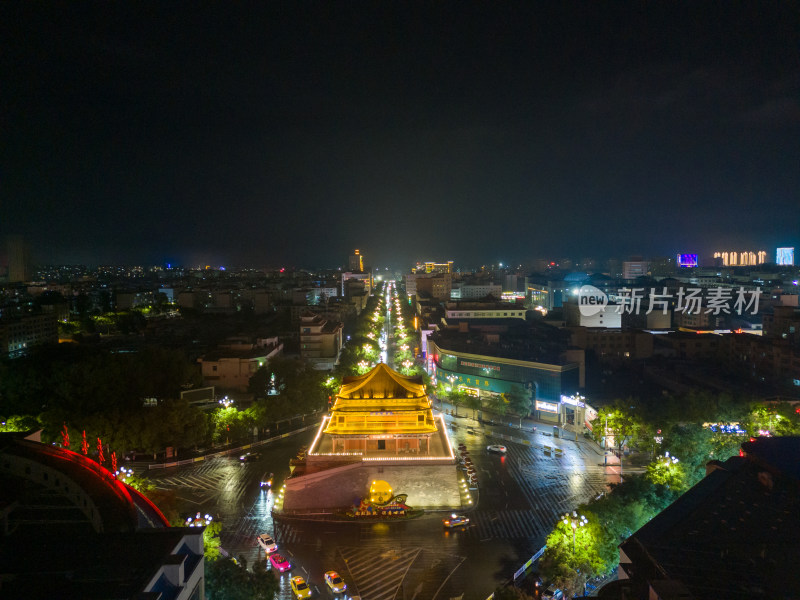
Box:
[144,414,617,600]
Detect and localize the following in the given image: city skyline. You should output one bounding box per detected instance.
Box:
[3,2,799,269]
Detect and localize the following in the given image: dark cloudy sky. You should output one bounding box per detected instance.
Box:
[2,2,799,269]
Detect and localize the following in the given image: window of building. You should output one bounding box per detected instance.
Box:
[377,440,386,450]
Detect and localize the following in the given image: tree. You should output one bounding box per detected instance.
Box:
[449,390,466,417]
[492,586,536,600]
[646,454,689,492]
[540,515,604,597]
[205,558,279,600]
[592,400,643,460]
[203,520,223,560]
[0,414,40,432]
[505,385,531,426]
[464,394,482,419]
[661,424,717,484]
[487,394,508,418]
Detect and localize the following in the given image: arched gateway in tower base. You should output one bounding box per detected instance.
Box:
[277,364,463,514]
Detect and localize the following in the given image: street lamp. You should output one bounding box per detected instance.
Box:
[562,511,588,555]
[219,396,233,408]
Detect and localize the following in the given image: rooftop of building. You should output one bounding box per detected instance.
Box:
[430,320,573,366]
[0,431,169,533]
[444,301,527,311]
[0,527,202,600]
[620,437,800,599]
[200,346,279,361]
[338,363,426,401]
[0,432,192,599]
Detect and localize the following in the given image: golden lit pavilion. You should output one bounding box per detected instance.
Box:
[323,363,438,454]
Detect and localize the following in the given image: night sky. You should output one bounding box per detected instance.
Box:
[2,2,799,270]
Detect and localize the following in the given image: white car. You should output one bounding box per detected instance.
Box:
[487,444,507,454]
[256,533,277,553]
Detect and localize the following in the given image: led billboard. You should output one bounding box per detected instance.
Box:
[677,254,698,268]
[776,247,795,266]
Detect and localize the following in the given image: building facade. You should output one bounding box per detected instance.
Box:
[198,338,283,391]
[299,312,344,370]
[428,325,581,423]
[0,313,58,358]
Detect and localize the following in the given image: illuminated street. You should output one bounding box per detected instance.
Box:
[144,409,618,599]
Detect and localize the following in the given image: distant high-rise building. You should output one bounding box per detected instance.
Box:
[713,250,767,266]
[623,258,648,279]
[5,235,31,283]
[348,249,364,272]
[412,261,453,274]
[776,247,795,266]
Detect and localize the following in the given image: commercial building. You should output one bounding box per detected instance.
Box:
[428,321,582,423]
[450,280,502,300]
[444,301,526,321]
[341,271,372,296]
[412,261,453,274]
[348,249,364,272]
[0,430,204,599]
[405,271,452,300]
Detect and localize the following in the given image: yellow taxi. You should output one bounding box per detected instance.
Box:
[290,575,313,598]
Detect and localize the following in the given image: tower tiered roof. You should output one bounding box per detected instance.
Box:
[324,363,436,435]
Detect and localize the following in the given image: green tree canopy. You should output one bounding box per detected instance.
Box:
[505,385,531,424]
[205,558,279,600]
